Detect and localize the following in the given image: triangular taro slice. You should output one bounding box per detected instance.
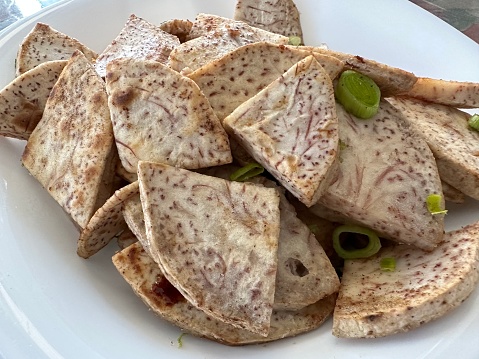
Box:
[310,100,444,250]
[112,242,336,345]
[22,50,116,229]
[388,97,479,201]
[94,14,180,78]
[234,0,303,40]
[188,41,343,122]
[0,60,66,140]
[333,220,479,338]
[16,22,97,76]
[77,181,139,259]
[168,13,289,74]
[106,57,232,174]
[223,55,339,206]
[137,161,280,336]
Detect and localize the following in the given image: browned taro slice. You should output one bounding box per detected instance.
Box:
[333,220,479,338]
[296,46,418,97]
[77,181,139,259]
[105,58,232,174]
[388,97,479,201]
[273,184,340,310]
[121,192,149,254]
[234,0,303,40]
[159,19,193,43]
[112,242,336,345]
[199,165,340,310]
[137,161,280,337]
[21,50,116,230]
[16,23,97,76]
[0,60,66,140]
[94,14,180,78]
[310,100,444,251]
[188,41,343,122]
[223,55,339,207]
[403,77,479,108]
[168,13,289,74]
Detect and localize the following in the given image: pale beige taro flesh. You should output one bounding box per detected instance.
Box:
[105,57,232,173]
[403,77,479,108]
[223,55,339,207]
[234,0,303,40]
[311,100,444,251]
[333,220,479,338]
[388,97,479,201]
[21,50,116,229]
[168,13,289,74]
[0,60,66,140]
[112,242,336,345]
[188,41,343,122]
[94,14,180,78]
[137,161,280,337]
[77,181,139,259]
[16,23,97,76]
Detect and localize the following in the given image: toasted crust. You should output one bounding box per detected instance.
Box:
[388,97,479,201]
[16,23,97,76]
[296,46,418,97]
[0,60,66,140]
[312,100,445,250]
[22,50,115,229]
[333,220,479,338]
[223,56,339,206]
[112,242,336,345]
[94,14,180,78]
[77,181,139,259]
[234,0,303,40]
[188,42,343,122]
[403,77,479,108]
[137,161,281,336]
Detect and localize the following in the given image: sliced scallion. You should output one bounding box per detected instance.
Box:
[380,257,396,272]
[288,36,302,46]
[468,114,479,131]
[332,224,381,259]
[335,70,381,119]
[426,193,447,215]
[229,163,264,182]
[177,332,187,348]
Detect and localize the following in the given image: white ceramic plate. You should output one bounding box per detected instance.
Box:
[1,0,479,358]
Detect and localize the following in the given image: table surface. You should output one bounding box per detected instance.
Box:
[1,0,479,44]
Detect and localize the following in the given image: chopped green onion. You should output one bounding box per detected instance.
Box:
[332,224,381,259]
[288,36,302,46]
[380,257,396,272]
[426,193,448,215]
[308,224,320,237]
[468,114,479,131]
[335,70,381,119]
[177,332,187,348]
[229,163,264,182]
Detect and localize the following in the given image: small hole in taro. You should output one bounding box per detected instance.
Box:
[286,258,309,277]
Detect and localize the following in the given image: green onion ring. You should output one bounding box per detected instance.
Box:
[332,224,381,259]
[380,257,397,272]
[426,193,447,215]
[335,70,381,119]
[468,114,479,131]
